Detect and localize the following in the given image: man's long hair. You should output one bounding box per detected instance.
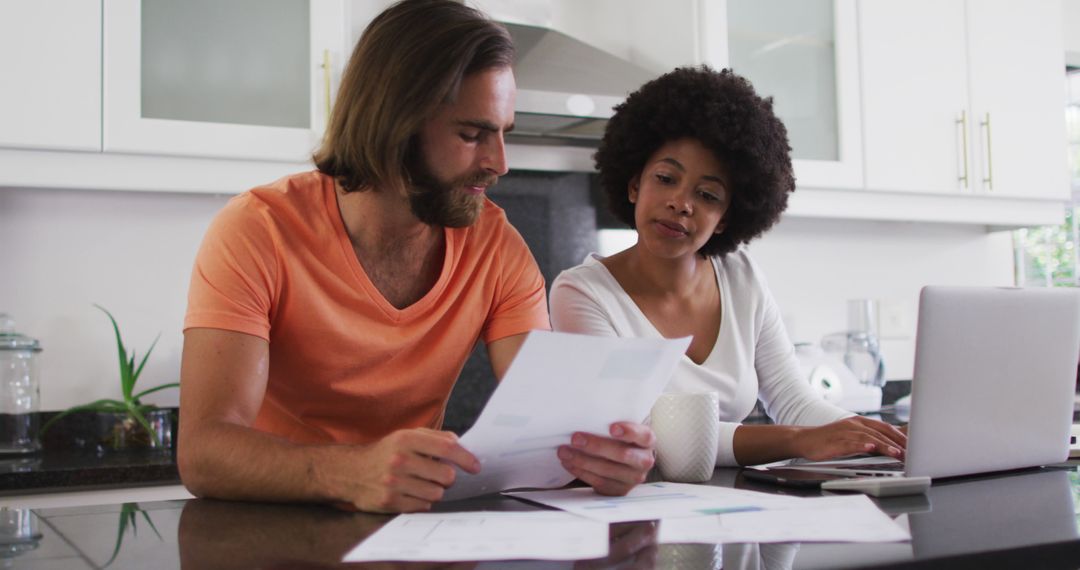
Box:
[313,0,514,193]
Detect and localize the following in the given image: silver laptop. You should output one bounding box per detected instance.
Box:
[788,286,1080,480]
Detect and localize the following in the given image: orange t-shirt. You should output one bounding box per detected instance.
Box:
[184,171,550,444]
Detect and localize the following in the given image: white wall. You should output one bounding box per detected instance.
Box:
[750,217,1014,380]
[0,187,231,410]
[2,185,1014,411]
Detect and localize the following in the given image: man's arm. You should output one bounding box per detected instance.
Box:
[178,328,480,513]
[486,333,655,496]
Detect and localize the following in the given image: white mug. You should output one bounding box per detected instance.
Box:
[650,392,720,483]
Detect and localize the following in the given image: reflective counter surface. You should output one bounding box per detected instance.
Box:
[4,465,1080,569]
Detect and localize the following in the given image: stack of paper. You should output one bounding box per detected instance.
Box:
[343,511,607,562]
[345,483,910,562]
[509,482,910,544]
[341,332,910,563]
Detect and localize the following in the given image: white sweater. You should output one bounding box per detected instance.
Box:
[549,249,851,466]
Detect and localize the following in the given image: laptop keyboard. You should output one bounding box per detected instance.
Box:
[834,462,906,472]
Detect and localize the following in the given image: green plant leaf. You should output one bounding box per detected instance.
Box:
[131,333,161,393]
[38,399,128,436]
[94,305,134,401]
[102,504,162,568]
[140,509,163,540]
[80,402,128,413]
[132,382,180,402]
[126,404,157,440]
[124,352,137,401]
[104,503,135,568]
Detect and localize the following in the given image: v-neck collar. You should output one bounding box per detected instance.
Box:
[588,253,725,366]
[323,176,456,322]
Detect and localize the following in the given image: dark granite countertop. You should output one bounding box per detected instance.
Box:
[0,409,180,495]
[0,449,178,495]
[4,465,1079,569]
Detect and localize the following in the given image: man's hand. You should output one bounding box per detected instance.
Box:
[337,429,481,513]
[791,416,907,462]
[556,422,655,496]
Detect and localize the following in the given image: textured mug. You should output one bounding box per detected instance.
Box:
[651,392,720,483]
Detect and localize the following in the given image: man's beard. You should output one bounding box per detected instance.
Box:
[404,146,496,228]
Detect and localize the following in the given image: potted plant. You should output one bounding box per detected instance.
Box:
[40,305,179,451]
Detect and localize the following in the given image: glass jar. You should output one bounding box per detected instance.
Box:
[0,314,41,454]
[0,508,42,560]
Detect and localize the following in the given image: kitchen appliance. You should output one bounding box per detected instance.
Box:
[501,22,657,147]
[0,314,41,454]
[796,300,886,413]
[796,343,883,413]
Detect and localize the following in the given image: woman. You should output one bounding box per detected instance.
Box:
[550,67,906,467]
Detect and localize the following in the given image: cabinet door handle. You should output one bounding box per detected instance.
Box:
[322,49,332,129]
[956,111,969,190]
[980,112,994,191]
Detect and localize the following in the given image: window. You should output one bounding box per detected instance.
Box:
[1013,67,1080,288]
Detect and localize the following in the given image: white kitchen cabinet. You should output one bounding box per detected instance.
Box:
[103,0,347,163]
[966,0,1068,199]
[724,0,864,189]
[860,0,1069,201]
[476,0,865,190]
[0,1,102,152]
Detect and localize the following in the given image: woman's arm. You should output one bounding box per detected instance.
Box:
[741,284,906,465]
[549,273,620,337]
[733,419,906,465]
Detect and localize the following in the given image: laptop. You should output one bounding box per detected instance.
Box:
[773,286,1080,481]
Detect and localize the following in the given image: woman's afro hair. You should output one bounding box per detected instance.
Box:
[594,66,795,256]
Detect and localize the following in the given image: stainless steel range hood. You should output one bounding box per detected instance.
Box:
[503,22,657,147]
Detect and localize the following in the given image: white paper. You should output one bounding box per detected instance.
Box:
[443,331,691,501]
[658,495,911,544]
[506,481,806,523]
[341,511,608,562]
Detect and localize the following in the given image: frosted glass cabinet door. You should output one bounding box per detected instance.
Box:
[726,0,862,189]
[0,1,101,152]
[104,0,346,163]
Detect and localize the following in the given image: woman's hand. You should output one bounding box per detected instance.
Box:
[792,416,907,462]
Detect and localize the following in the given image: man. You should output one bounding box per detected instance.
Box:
[177,0,655,514]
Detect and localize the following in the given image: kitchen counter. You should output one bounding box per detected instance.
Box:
[0,409,180,496]
[5,465,1079,569]
[0,449,178,496]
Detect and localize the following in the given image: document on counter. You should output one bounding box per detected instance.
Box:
[443,331,691,501]
[506,482,807,523]
[657,494,911,544]
[341,511,609,562]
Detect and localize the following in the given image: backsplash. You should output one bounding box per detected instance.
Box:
[0,175,1014,415]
